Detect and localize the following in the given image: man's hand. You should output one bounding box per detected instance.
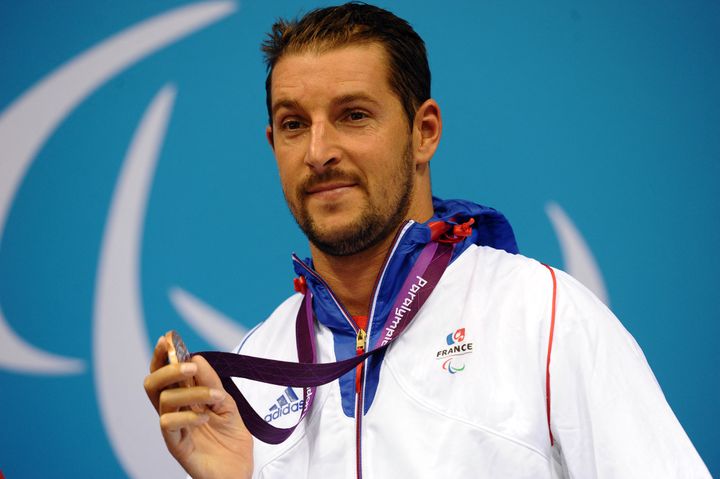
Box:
[144,336,253,479]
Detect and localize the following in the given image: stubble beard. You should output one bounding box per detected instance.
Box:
[286,145,415,257]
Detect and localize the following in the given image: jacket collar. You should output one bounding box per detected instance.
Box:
[292,197,518,339]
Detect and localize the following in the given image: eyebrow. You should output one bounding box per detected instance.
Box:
[271,99,301,118]
[271,93,381,118]
[333,93,381,108]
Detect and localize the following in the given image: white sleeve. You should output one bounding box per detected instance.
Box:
[548,269,711,478]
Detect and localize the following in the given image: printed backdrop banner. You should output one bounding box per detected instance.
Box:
[1,1,718,477]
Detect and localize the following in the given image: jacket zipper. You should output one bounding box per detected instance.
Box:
[293,221,417,479]
[355,328,367,479]
[353,221,414,479]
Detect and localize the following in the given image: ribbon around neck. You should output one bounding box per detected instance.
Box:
[196,241,454,444]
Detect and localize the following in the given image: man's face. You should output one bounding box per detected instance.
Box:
[268,42,417,256]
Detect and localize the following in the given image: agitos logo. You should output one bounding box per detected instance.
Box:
[436,328,473,374]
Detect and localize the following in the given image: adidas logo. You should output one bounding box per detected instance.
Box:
[264,387,305,423]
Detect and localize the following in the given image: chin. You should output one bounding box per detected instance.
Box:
[313,216,360,236]
[311,223,364,247]
[307,213,400,257]
[292,192,410,257]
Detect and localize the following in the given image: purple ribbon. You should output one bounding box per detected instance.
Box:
[196,241,453,444]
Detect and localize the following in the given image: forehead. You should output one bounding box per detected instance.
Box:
[270,42,394,110]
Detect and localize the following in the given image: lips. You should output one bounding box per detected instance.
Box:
[305,182,357,195]
[299,170,363,203]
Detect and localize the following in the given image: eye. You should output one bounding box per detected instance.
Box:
[347,111,368,121]
[281,119,304,131]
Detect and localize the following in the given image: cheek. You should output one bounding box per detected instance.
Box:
[275,150,298,178]
[275,161,296,197]
[376,143,410,182]
[279,171,297,196]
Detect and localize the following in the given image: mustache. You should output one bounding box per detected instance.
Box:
[298,169,364,195]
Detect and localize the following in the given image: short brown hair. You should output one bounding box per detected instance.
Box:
[261,2,431,130]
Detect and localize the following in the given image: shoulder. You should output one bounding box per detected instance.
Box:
[454,245,612,318]
[444,245,633,351]
[447,244,557,307]
[549,266,648,367]
[454,244,552,281]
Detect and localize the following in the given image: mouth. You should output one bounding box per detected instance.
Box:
[305,182,357,196]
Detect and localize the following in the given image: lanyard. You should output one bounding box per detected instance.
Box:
[197,240,454,444]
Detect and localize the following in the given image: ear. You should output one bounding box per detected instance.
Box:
[412,99,442,166]
[266,125,275,150]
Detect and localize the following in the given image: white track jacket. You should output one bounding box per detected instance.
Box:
[233,200,710,479]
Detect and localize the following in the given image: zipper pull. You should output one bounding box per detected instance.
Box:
[356,328,367,354]
[355,328,367,394]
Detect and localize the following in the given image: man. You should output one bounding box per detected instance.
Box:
[144,3,710,478]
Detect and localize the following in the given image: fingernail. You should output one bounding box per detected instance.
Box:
[209,388,224,401]
[180,363,197,375]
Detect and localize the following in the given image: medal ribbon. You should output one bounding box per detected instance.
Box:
[197,241,453,444]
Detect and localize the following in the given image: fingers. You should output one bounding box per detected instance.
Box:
[150,335,168,373]
[145,334,172,411]
[192,356,245,428]
[159,386,225,415]
[192,354,224,390]
[160,409,209,447]
[157,382,225,452]
[144,361,198,411]
[189,355,243,415]
[160,409,209,431]
[145,333,235,419]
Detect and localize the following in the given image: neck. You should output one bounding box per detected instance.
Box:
[309,182,435,317]
[309,229,401,317]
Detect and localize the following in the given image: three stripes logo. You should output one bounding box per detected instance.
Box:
[264,387,305,423]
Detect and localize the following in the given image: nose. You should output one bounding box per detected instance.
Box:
[305,121,340,172]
